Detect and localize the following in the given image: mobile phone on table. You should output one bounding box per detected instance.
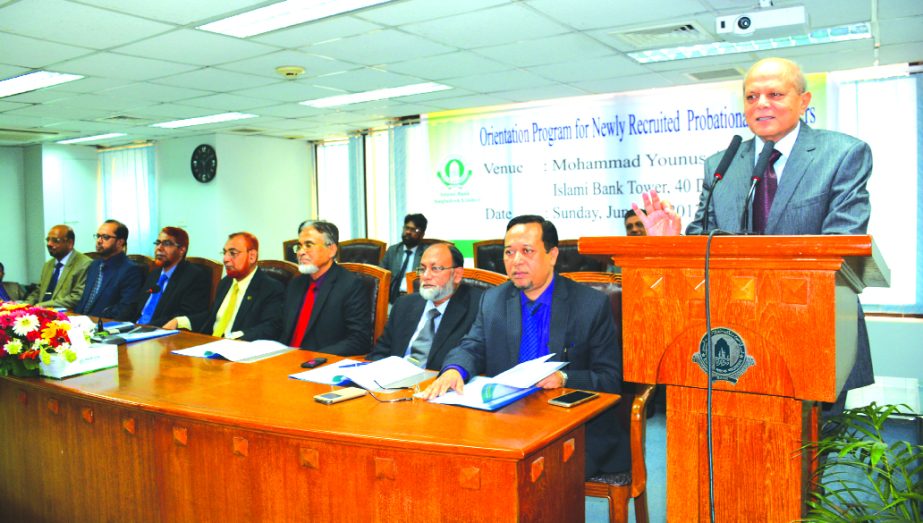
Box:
[548,390,598,408]
[314,387,367,405]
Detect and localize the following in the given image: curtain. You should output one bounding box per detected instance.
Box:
[98,145,157,254]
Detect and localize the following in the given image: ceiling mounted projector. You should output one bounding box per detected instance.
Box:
[716,5,808,40]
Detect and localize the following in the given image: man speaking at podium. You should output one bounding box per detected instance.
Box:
[638,57,874,399]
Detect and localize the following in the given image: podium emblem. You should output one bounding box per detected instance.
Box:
[693,328,754,383]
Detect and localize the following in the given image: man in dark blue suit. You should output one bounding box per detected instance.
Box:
[424,215,628,478]
[126,226,210,327]
[74,219,144,320]
[639,57,874,396]
[164,232,283,341]
[367,243,482,371]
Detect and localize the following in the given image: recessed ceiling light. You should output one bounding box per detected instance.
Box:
[57,133,127,145]
[151,112,258,129]
[199,0,393,38]
[301,82,452,108]
[0,70,84,98]
[628,22,872,64]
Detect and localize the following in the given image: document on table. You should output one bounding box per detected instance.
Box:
[172,339,292,363]
[290,356,434,391]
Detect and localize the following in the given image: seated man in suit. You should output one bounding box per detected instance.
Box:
[127,226,210,326]
[164,232,283,341]
[367,243,482,371]
[381,213,427,303]
[423,215,628,478]
[637,57,874,403]
[24,225,92,309]
[0,262,25,301]
[282,220,371,355]
[74,219,145,320]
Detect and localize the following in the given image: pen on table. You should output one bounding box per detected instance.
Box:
[339,362,370,368]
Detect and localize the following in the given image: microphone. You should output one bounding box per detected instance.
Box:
[739,140,776,234]
[698,135,742,233]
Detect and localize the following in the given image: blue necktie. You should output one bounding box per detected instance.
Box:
[44,262,64,300]
[519,301,542,363]
[85,263,105,310]
[138,273,169,324]
[0,284,10,302]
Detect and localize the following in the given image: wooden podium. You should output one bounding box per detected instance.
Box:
[580,235,890,521]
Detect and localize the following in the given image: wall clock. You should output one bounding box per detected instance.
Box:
[191,144,217,183]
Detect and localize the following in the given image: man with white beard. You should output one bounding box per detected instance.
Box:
[366,243,482,370]
[281,220,371,355]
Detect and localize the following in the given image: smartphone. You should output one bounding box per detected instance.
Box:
[301,357,328,369]
[314,387,367,405]
[548,390,599,408]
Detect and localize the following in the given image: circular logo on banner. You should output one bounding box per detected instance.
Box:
[692,327,755,384]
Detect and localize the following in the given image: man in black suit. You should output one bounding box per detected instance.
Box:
[282,220,371,356]
[127,226,210,326]
[423,215,627,478]
[74,219,144,320]
[164,232,283,341]
[380,213,427,303]
[367,243,482,371]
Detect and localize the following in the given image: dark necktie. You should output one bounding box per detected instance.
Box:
[389,249,412,301]
[85,263,105,310]
[753,149,782,234]
[518,301,542,363]
[408,308,441,367]
[138,273,169,324]
[44,262,64,300]
[0,284,10,302]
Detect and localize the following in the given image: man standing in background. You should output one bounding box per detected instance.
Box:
[381,213,427,303]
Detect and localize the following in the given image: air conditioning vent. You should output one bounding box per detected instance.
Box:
[0,127,61,144]
[610,22,713,49]
[688,68,745,81]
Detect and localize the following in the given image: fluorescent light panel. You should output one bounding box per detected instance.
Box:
[301,82,452,108]
[151,112,258,129]
[57,133,127,144]
[199,0,393,38]
[0,70,84,98]
[628,23,872,64]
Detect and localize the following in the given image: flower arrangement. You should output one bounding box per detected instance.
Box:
[0,301,78,377]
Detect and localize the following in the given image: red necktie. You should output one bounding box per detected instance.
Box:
[289,280,316,348]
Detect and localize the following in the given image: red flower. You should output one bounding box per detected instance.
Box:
[26,330,40,342]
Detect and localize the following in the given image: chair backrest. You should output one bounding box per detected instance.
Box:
[186,257,222,309]
[127,254,156,281]
[339,262,390,344]
[338,238,386,265]
[472,239,505,273]
[256,259,300,288]
[85,251,101,260]
[282,238,299,264]
[559,272,621,327]
[405,267,508,293]
[556,239,609,272]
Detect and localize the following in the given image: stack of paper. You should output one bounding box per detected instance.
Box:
[290,356,433,391]
[172,339,292,363]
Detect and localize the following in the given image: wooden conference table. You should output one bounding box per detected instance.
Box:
[0,331,617,522]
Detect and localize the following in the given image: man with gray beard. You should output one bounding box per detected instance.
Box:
[366,243,482,371]
[281,220,371,355]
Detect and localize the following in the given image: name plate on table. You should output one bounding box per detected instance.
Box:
[40,321,119,379]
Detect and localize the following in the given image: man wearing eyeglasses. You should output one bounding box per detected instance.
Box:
[164,232,283,340]
[381,213,428,303]
[282,220,371,355]
[367,243,482,371]
[423,215,628,479]
[23,225,92,309]
[74,219,145,320]
[126,226,210,326]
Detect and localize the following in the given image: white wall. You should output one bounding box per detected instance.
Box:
[41,144,98,257]
[0,146,26,282]
[156,134,314,261]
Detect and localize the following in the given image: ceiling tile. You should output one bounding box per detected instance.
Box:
[444,69,555,93]
[235,81,345,103]
[307,29,455,65]
[100,82,214,103]
[115,29,279,66]
[216,50,360,79]
[51,52,200,82]
[0,0,174,50]
[0,32,94,69]
[476,33,615,68]
[403,3,569,48]
[251,15,382,48]
[529,55,648,82]
[153,68,276,91]
[528,0,707,30]
[385,51,507,80]
[354,0,509,25]
[77,0,269,26]
[181,93,279,112]
[310,67,422,92]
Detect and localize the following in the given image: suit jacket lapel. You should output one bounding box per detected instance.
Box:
[155,263,184,316]
[505,285,521,367]
[233,271,258,328]
[38,260,54,296]
[548,276,569,360]
[431,286,464,353]
[767,124,816,234]
[54,256,78,300]
[306,264,339,336]
[717,139,756,232]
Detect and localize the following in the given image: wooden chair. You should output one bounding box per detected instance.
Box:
[339,262,390,344]
[338,238,386,265]
[128,254,156,281]
[405,267,508,293]
[186,257,222,309]
[282,238,299,264]
[472,239,505,273]
[556,239,609,272]
[256,259,300,288]
[559,271,650,523]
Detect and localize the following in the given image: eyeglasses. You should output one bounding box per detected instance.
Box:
[414,265,456,276]
[366,380,417,403]
[93,234,116,241]
[291,241,327,254]
[153,240,178,248]
[221,249,249,258]
[402,226,421,234]
[46,237,66,244]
